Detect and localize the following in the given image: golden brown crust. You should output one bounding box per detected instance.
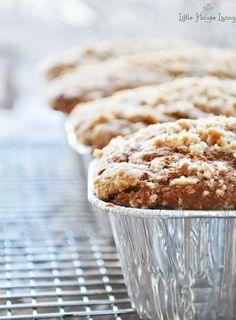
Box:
[39,39,187,81]
[47,45,236,113]
[94,116,236,210]
[68,77,236,150]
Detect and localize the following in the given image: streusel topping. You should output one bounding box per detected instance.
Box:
[94,116,236,210]
[48,45,236,113]
[68,77,236,149]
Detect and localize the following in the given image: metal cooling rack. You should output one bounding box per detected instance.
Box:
[0,141,139,320]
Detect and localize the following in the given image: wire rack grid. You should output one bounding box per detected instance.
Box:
[0,141,139,320]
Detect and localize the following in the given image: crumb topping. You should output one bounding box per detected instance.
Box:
[68,77,236,149]
[48,45,236,113]
[40,39,188,80]
[94,116,236,210]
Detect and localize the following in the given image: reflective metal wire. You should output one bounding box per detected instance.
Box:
[0,142,138,320]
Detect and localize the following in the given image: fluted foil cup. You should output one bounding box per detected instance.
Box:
[65,118,93,176]
[88,160,236,320]
[66,121,113,241]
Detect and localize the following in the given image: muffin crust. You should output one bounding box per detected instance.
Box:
[94,116,236,210]
[48,46,236,113]
[68,77,236,150]
[39,39,187,80]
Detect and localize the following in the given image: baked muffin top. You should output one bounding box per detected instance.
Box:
[94,116,236,210]
[68,77,236,150]
[39,39,187,80]
[47,45,236,113]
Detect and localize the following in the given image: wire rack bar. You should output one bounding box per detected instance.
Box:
[0,141,138,320]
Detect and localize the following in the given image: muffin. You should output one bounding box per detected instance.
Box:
[39,39,187,81]
[94,116,236,210]
[67,77,236,150]
[48,46,236,113]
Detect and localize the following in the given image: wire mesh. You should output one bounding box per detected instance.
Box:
[0,142,138,320]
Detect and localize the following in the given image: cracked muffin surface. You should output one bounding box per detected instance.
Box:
[68,77,236,150]
[94,116,236,210]
[48,45,236,113]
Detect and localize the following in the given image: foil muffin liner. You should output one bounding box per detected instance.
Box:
[65,120,113,241]
[65,118,93,176]
[88,160,236,320]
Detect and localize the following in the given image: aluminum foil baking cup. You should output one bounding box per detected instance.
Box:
[88,159,236,320]
[66,120,113,241]
[65,118,93,176]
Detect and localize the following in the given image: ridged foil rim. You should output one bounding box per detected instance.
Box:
[88,159,236,219]
[65,118,92,155]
